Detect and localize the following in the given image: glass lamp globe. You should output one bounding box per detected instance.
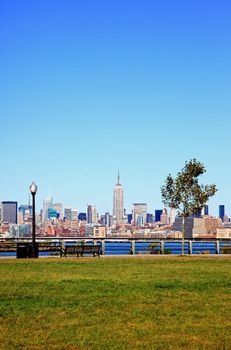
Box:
[29,181,38,194]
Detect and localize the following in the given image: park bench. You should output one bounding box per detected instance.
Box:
[63,244,101,258]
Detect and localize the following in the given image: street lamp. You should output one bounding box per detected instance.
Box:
[29,181,38,258]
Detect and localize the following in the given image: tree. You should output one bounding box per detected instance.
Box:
[161,159,217,255]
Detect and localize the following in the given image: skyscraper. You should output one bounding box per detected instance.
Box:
[113,173,124,227]
[42,196,53,222]
[132,203,147,226]
[1,201,18,224]
[219,205,225,222]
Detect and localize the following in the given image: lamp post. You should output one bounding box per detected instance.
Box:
[29,181,38,258]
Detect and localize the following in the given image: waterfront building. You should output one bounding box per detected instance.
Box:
[1,201,18,224]
[132,203,147,226]
[113,173,124,227]
[173,215,224,238]
[219,205,225,222]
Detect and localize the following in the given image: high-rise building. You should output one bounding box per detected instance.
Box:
[204,205,209,216]
[1,201,18,224]
[155,210,163,222]
[87,205,93,223]
[146,213,153,224]
[51,203,63,220]
[169,208,176,225]
[42,196,53,222]
[113,173,124,227]
[160,208,168,225]
[219,205,225,222]
[87,205,98,224]
[133,203,147,226]
[127,214,132,224]
[64,208,78,221]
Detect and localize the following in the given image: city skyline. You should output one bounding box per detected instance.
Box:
[1,1,231,215]
[0,172,230,219]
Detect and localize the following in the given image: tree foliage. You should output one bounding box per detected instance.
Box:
[161,159,217,218]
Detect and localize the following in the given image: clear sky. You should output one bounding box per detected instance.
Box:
[1,0,231,216]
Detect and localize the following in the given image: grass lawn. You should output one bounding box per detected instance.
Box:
[0,256,230,350]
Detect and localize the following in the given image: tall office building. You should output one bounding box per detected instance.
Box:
[160,208,168,225]
[219,205,225,222]
[87,205,98,224]
[52,203,63,220]
[133,203,147,226]
[204,205,209,216]
[87,205,93,223]
[113,173,124,227]
[1,201,18,224]
[155,210,163,222]
[42,196,53,222]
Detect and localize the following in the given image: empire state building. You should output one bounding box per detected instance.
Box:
[113,173,124,227]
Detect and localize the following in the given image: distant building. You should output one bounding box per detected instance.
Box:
[19,204,32,217]
[173,215,224,238]
[127,214,132,224]
[42,196,53,222]
[169,208,176,225]
[51,203,63,220]
[48,208,58,219]
[113,173,124,227]
[64,208,78,221]
[78,212,87,221]
[204,205,209,216]
[173,216,195,238]
[133,203,147,226]
[146,213,153,224]
[87,205,93,223]
[155,210,163,222]
[219,205,225,222]
[1,201,18,224]
[160,208,168,225]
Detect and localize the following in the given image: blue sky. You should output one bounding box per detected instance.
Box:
[1,0,231,216]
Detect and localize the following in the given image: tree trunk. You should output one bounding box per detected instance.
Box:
[182,216,185,256]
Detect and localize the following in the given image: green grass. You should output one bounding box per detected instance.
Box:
[0,257,230,349]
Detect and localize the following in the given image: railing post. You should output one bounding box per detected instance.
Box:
[188,240,193,255]
[216,240,220,255]
[101,239,105,255]
[160,240,164,254]
[131,240,135,255]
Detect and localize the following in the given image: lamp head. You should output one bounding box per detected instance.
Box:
[30,181,38,194]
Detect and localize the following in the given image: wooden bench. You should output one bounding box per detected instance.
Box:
[63,245,101,258]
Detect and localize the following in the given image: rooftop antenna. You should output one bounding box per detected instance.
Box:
[117,170,120,185]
